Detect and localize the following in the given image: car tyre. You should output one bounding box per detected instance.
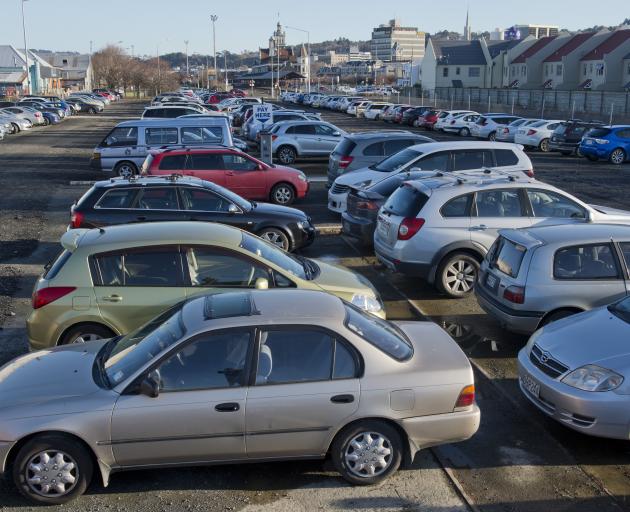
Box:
[610,148,626,165]
[436,252,480,298]
[277,145,297,165]
[270,183,295,205]
[59,323,115,346]
[257,227,291,251]
[540,309,578,327]
[539,138,550,152]
[331,420,403,486]
[11,123,20,134]
[113,161,138,178]
[89,107,97,114]
[12,434,93,505]
[43,118,50,126]
[459,127,470,137]
[487,131,497,142]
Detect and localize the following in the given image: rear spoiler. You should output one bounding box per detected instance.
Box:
[60,229,90,251]
[497,228,544,250]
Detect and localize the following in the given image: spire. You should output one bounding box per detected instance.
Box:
[464,5,471,41]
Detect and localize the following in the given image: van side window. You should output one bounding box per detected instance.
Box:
[554,244,621,280]
[181,127,223,144]
[102,127,137,147]
[146,128,178,145]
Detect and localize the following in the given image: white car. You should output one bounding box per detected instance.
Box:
[328,141,534,213]
[514,119,564,152]
[354,101,372,117]
[364,103,392,120]
[441,113,480,136]
[434,111,478,131]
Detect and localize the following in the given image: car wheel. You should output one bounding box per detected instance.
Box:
[277,145,297,165]
[459,127,470,137]
[89,107,97,114]
[270,183,295,205]
[539,138,550,152]
[59,323,115,346]
[43,118,50,126]
[576,147,584,158]
[11,123,19,134]
[488,131,497,142]
[12,434,93,505]
[331,420,403,486]
[610,148,626,165]
[436,253,480,298]
[540,309,578,327]
[113,161,137,178]
[258,228,291,251]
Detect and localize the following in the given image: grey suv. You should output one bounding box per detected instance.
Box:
[328,131,434,186]
[271,120,347,164]
[373,172,630,298]
[477,223,630,334]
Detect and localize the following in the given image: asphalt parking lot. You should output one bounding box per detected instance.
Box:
[1,98,630,511]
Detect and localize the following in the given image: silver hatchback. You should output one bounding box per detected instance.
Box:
[270,120,347,165]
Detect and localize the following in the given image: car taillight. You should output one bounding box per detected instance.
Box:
[32,287,76,309]
[35,112,42,117]
[502,128,509,133]
[271,135,278,141]
[398,218,425,240]
[455,385,475,409]
[356,200,379,210]
[526,169,535,178]
[503,286,525,304]
[339,156,354,169]
[70,211,84,229]
[527,129,537,136]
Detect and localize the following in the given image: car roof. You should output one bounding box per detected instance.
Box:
[344,130,419,140]
[406,140,524,152]
[150,147,242,156]
[116,117,229,127]
[404,170,536,193]
[500,223,630,247]
[93,175,208,189]
[62,221,243,252]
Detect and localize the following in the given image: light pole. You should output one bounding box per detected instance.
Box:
[285,25,310,93]
[184,40,189,79]
[223,51,228,91]
[21,0,30,94]
[210,15,218,89]
[156,44,161,95]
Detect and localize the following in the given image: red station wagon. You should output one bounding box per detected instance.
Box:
[144,148,309,205]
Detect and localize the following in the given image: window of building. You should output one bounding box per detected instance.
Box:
[556,64,562,76]
[596,63,605,76]
[468,67,480,77]
[442,67,449,77]
[456,67,461,75]
[583,63,587,75]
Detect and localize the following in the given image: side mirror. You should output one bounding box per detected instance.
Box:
[228,203,239,214]
[333,131,341,137]
[255,277,269,290]
[140,372,160,398]
[257,164,265,171]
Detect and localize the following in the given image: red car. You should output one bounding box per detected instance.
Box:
[145,148,309,205]
[418,109,442,130]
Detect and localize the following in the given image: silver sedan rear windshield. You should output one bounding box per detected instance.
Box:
[489,237,527,278]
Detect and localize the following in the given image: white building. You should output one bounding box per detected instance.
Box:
[370,19,425,62]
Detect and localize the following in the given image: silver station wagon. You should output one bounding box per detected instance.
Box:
[0,290,479,505]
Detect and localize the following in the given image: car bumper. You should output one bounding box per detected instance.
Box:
[549,141,578,152]
[401,405,480,453]
[328,191,348,213]
[374,242,432,279]
[475,284,542,334]
[579,144,609,159]
[294,224,317,249]
[514,135,540,146]
[341,212,376,245]
[518,352,630,440]
[495,133,514,142]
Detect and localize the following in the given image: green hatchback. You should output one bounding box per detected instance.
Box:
[27,222,385,350]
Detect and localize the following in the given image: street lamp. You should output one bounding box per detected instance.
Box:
[21,0,30,94]
[184,40,189,78]
[285,25,310,93]
[210,15,218,89]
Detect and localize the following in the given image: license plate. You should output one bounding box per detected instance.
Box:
[485,273,498,292]
[585,139,593,145]
[521,373,540,398]
[377,217,390,238]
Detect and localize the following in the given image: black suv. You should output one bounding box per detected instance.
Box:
[70,175,315,252]
[549,120,604,156]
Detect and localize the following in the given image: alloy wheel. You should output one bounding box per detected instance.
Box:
[273,186,293,205]
[116,164,135,178]
[278,147,296,164]
[539,139,550,152]
[259,230,289,250]
[445,259,476,294]
[344,432,393,478]
[70,333,104,344]
[25,451,78,498]
[610,149,625,165]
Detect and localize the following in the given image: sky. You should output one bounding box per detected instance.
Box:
[3,0,628,56]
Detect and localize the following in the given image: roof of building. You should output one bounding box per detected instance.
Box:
[40,52,91,71]
[544,32,596,62]
[0,70,27,84]
[581,29,630,61]
[486,39,522,59]
[511,36,557,64]
[431,39,487,66]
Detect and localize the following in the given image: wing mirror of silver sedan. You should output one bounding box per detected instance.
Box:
[140,372,160,398]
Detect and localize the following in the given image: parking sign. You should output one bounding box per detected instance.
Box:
[253,103,273,128]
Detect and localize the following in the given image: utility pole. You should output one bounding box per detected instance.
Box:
[184,40,189,79]
[224,51,228,91]
[157,45,161,95]
[211,15,218,89]
[131,45,134,59]
[21,0,30,95]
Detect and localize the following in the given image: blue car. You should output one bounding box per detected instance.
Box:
[40,111,61,125]
[580,125,630,165]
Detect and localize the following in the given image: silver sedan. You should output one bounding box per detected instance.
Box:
[0,289,479,505]
[518,295,630,439]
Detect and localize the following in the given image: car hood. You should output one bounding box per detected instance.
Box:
[0,340,106,409]
[335,168,384,187]
[533,307,630,373]
[311,259,378,297]
[250,201,308,220]
[268,164,304,177]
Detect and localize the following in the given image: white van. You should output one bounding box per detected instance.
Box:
[90,117,233,176]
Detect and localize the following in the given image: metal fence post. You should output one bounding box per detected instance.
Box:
[541,96,545,118]
[609,103,614,125]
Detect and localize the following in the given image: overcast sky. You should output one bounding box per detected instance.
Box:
[5,0,628,56]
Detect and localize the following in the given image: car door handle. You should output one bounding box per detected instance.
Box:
[331,394,355,404]
[101,294,122,302]
[470,224,487,231]
[226,171,234,176]
[215,402,240,412]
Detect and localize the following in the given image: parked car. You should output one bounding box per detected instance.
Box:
[270,120,347,165]
[375,173,630,298]
[142,106,207,118]
[401,106,432,126]
[27,221,385,350]
[471,115,522,141]
[328,141,534,213]
[495,118,541,143]
[248,111,320,142]
[65,97,103,114]
[144,147,308,205]
[434,111,478,132]
[0,110,31,132]
[1,105,44,125]
[441,113,481,137]
[91,116,233,177]
[363,103,393,120]
[352,100,372,118]
[70,175,314,251]
[11,288,477,504]
[579,125,630,165]
[514,120,564,152]
[328,131,434,186]
[549,120,605,156]
[518,294,630,439]
[416,110,442,130]
[476,223,630,333]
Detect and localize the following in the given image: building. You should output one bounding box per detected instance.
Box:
[316,60,379,82]
[508,34,571,88]
[490,28,504,41]
[579,27,630,91]
[486,37,536,88]
[0,45,62,95]
[39,52,93,91]
[514,24,560,39]
[463,8,472,41]
[370,19,425,62]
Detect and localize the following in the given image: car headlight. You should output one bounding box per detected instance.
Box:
[297,173,307,182]
[561,364,623,392]
[351,294,383,313]
[296,220,311,230]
